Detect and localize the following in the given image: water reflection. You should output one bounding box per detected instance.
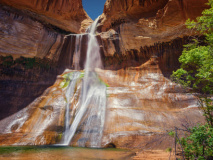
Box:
[0,146,134,160]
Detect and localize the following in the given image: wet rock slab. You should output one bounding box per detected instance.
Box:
[0,59,204,149]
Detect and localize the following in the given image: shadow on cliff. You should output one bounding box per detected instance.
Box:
[0,64,58,121]
[56,34,151,72]
[57,34,198,74]
[0,36,201,127]
[102,37,189,73]
[101,36,203,79]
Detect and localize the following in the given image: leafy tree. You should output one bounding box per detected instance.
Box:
[172,2,213,94]
[172,0,213,125]
[180,124,213,160]
[2,56,13,67]
[171,0,213,159]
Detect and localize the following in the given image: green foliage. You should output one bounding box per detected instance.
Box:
[186,0,213,37]
[15,57,36,69]
[172,0,213,124]
[97,75,110,87]
[171,1,213,159]
[168,131,175,137]
[180,124,213,160]
[171,0,213,123]
[166,147,172,152]
[172,0,213,94]
[200,97,213,126]
[2,56,13,67]
[79,72,85,79]
[56,133,63,142]
[172,44,213,93]
[60,72,73,89]
[0,55,53,70]
[59,72,84,89]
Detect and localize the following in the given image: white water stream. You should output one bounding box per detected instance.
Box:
[62,17,107,147]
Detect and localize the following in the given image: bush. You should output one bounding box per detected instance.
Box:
[2,56,13,67]
[180,124,213,160]
[171,0,213,159]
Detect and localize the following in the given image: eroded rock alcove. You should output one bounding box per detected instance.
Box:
[0,0,209,150]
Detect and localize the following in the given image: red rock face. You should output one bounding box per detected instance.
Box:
[99,62,204,149]
[99,0,209,57]
[101,0,208,30]
[157,0,209,28]
[0,64,58,122]
[0,0,92,33]
[0,0,209,150]
[0,65,204,148]
[0,6,64,60]
[102,0,169,30]
[0,5,68,121]
[0,0,92,127]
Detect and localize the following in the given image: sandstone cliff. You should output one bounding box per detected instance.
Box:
[0,0,92,127]
[0,0,92,33]
[0,5,65,116]
[0,6,65,60]
[0,66,204,148]
[0,58,58,121]
[0,0,93,59]
[99,0,209,57]
[0,0,209,151]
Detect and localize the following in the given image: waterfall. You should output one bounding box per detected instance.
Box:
[73,35,82,70]
[63,72,81,144]
[62,17,107,148]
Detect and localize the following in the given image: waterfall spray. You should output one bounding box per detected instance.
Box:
[62,16,106,148]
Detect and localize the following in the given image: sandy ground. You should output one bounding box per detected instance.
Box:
[132,150,177,160]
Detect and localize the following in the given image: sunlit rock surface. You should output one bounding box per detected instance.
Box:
[0,0,92,33]
[0,6,65,60]
[99,60,203,149]
[0,0,91,119]
[0,60,203,148]
[0,0,93,59]
[0,5,65,123]
[0,0,208,150]
[99,0,209,56]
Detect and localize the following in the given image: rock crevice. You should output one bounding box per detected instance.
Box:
[0,0,92,33]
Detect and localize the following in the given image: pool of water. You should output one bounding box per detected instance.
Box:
[0,146,135,160]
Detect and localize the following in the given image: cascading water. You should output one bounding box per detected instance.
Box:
[62,17,107,148]
[73,35,82,70]
[63,72,81,144]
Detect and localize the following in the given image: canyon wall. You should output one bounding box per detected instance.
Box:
[0,0,208,70]
[0,6,64,60]
[0,0,92,33]
[99,0,208,58]
[0,0,92,59]
[0,61,58,121]
[0,67,204,149]
[0,0,91,123]
[0,0,209,150]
